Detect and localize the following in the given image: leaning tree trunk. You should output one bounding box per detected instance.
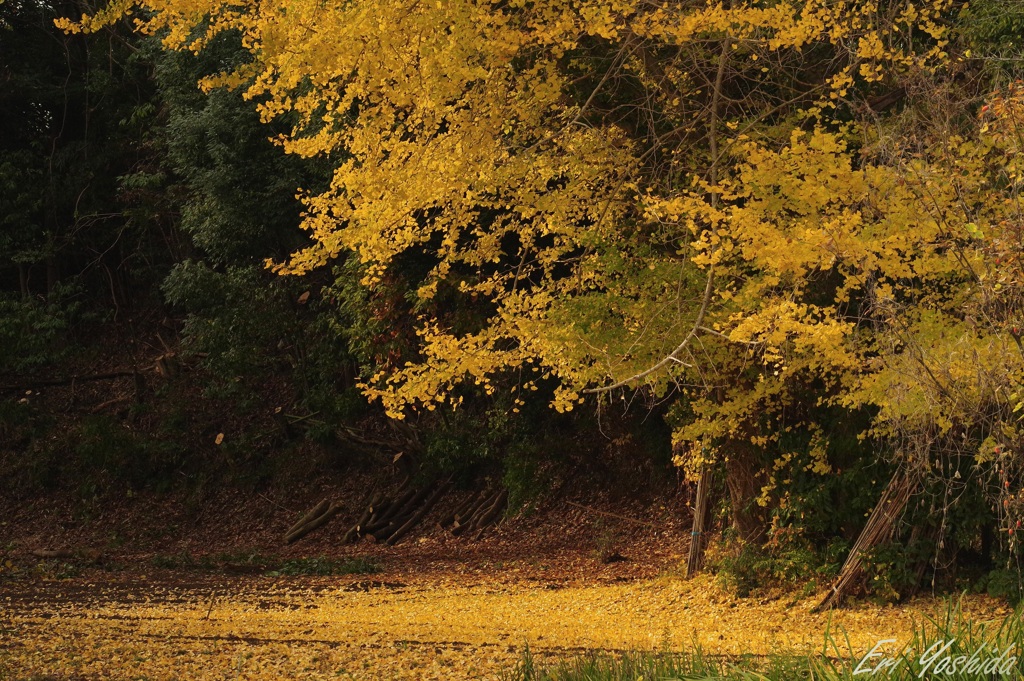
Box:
[814,469,918,611]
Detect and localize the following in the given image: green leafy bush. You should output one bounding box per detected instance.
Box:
[0,284,85,373]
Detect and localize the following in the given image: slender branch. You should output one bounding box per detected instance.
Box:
[584,36,733,395]
[565,501,655,528]
[697,325,763,346]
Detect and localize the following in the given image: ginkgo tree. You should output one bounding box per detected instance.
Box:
[63,0,1024,571]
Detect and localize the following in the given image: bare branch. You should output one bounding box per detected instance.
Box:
[584,36,733,395]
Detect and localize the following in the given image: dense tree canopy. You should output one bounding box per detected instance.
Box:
[62,0,967,415]
[33,0,1024,593]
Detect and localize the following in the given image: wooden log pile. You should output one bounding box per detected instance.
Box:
[286,482,507,546]
[438,487,508,540]
[341,479,453,545]
[285,499,345,544]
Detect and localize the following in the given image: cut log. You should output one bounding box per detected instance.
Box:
[385,481,452,546]
[285,501,344,544]
[367,499,393,527]
[440,490,487,529]
[368,487,417,530]
[453,489,501,536]
[469,489,503,525]
[371,516,408,541]
[472,489,508,530]
[341,492,385,543]
[369,517,399,541]
[369,482,437,538]
[384,480,416,511]
[342,506,374,544]
[470,489,508,539]
[390,482,435,519]
[154,353,179,378]
[286,499,330,538]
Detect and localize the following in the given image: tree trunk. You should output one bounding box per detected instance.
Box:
[724,441,767,544]
[18,263,29,298]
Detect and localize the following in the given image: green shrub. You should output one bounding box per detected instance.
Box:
[0,283,87,373]
[503,448,546,514]
[714,534,847,598]
[984,568,1024,604]
[268,556,380,576]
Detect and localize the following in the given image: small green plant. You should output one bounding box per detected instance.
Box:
[712,530,847,598]
[33,560,81,580]
[0,554,18,581]
[267,556,380,576]
[0,283,86,373]
[151,552,380,575]
[500,646,733,681]
[588,517,624,564]
[503,448,546,514]
[860,538,934,604]
[983,568,1024,604]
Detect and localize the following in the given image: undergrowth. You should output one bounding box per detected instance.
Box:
[502,600,1024,681]
[148,551,380,576]
[268,556,380,576]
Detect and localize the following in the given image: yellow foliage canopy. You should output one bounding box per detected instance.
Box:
[61,0,1024,494]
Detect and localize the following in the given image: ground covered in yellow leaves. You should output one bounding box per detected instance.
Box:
[0,567,1012,680]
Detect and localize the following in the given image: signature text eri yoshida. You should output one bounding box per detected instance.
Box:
[854,639,1018,677]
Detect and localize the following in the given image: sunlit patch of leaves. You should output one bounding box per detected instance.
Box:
[1,571,1015,680]
[505,604,1024,681]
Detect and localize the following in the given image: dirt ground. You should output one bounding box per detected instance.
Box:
[0,477,1014,680]
[0,490,1013,681]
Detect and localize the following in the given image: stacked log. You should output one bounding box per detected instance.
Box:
[341,479,452,545]
[341,491,386,544]
[285,499,344,544]
[290,482,505,547]
[438,490,488,529]
[440,487,508,539]
[386,482,451,545]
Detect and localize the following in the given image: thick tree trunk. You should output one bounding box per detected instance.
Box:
[724,442,767,544]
